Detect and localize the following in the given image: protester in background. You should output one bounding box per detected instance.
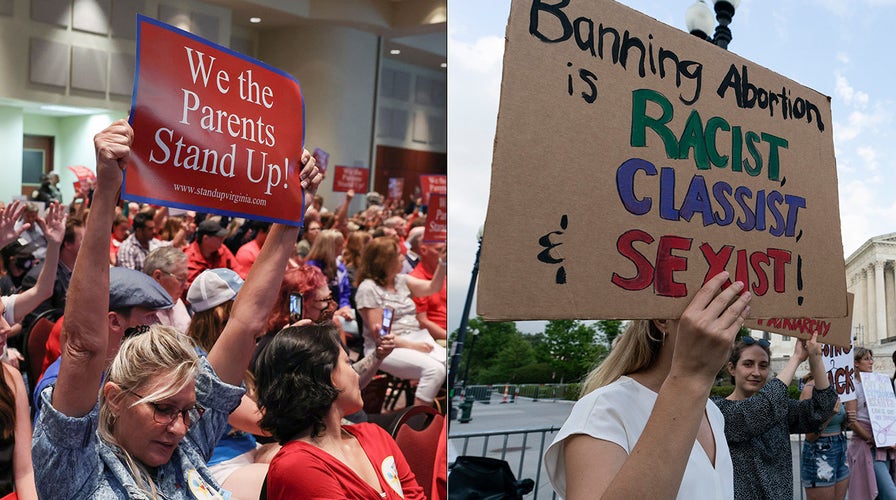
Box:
[254,324,423,499]
[185,218,246,294]
[800,372,849,500]
[355,236,446,408]
[846,348,896,499]
[295,219,321,259]
[544,273,751,499]
[234,221,270,273]
[305,229,353,321]
[115,210,171,270]
[109,213,129,265]
[713,333,837,500]
[143,246,192,334]
[0,241,37,295]
[410,240,447,346]
[15,204,47,261]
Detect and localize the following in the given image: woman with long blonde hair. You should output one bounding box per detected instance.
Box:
[305,229,353,320]
[544,272,752,499]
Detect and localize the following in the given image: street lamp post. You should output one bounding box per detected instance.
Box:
[685,0,740,50]
[449,230,483,405]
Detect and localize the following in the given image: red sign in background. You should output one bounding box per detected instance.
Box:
[126,15,306,225]
[423,193,447,243]
[419,174,446,205]
[332,166,369,193]
[312,147,329,174]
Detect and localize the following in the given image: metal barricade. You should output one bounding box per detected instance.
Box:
[448,426,561,499]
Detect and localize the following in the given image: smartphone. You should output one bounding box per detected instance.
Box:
[289,292,303,323]
[380,307,394,337]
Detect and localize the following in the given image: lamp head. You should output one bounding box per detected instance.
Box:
[685,0,715,39]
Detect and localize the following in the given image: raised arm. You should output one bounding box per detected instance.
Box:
[207,150,321,385]
[52,120,131,417]
[564,273,752,500]
[0,201,30,248]
[406,248,446,297]
[12,202,66,323]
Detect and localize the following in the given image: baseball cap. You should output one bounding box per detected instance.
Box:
[197,219,228,238]
[187,268,244,312]
[1,240,38,260]
[109,267,174,311]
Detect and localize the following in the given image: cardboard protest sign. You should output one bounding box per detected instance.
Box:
[746,294,854,348]
[388,177,405,200]
[815,343,856,402]
[332,166,369,193]
[424,193,447,243]
[126,15,306,226]
[419,174,446,205]
[312,148,329,174]
[478,0,847,321]
[860,372,896,447]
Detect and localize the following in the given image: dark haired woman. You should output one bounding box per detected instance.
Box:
[0,362,37,499]
[254,324,424,499]
[713,333,837,500]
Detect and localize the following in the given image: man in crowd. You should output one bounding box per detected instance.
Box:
[185,218,245,294]
[115,210,170,270]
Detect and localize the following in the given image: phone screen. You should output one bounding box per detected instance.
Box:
[289,292,303,323]
[380,307,394,337]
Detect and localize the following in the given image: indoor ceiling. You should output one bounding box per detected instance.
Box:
[205,0,447,70]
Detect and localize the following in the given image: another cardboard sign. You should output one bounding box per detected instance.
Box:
[478,0,847,321]
[424,193,447,243]
[746,294,854,348]
[860,372,896,447]
[419,174,447,205]
[126,16,306,225]
[332,166,369,193]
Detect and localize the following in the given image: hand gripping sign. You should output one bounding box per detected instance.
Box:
[126,15,306,226]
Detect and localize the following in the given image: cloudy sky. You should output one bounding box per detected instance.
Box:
[447,0,896,333]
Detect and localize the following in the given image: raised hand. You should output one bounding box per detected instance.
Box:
[671,272,752,384]
[93,119,133,189]
[38,202,67,245]
[0,200,29,248]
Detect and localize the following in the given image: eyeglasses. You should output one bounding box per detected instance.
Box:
[164,271,188,284]
[741,336,770,348]
[132,392,205,429]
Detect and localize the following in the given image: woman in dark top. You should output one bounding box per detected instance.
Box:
[713,333,837,500]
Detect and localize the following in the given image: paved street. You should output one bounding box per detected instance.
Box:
[447,393,809,500]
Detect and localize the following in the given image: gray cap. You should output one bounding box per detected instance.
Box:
[187,268,244,312]
[109,267,174,311]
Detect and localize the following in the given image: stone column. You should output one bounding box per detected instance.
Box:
[866,266,875,344]
[877,261,887,342]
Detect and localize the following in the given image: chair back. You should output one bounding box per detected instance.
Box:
[21,308,62,391]
[389,405,444,500]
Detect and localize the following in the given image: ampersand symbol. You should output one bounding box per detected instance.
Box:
[537,215,568,284]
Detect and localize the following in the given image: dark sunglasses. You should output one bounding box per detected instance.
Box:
[741,336,770,348]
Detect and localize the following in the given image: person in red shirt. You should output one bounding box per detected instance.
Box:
[234,221,270,275]
[410,241,447,345]
[255,324,424,500]
[184,219,245,296]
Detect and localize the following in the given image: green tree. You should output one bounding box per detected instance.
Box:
[596,320,624,347]
[539,320,606,383]
[452,317,529,385]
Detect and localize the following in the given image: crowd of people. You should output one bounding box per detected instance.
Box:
[0,120,447,499]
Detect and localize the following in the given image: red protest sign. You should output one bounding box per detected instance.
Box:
[423,193,447,243]
[126,15,305,225]
[388,177,405,200]
[68,165,96,194]
[332,166,369,193]
[419,174,446,205]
